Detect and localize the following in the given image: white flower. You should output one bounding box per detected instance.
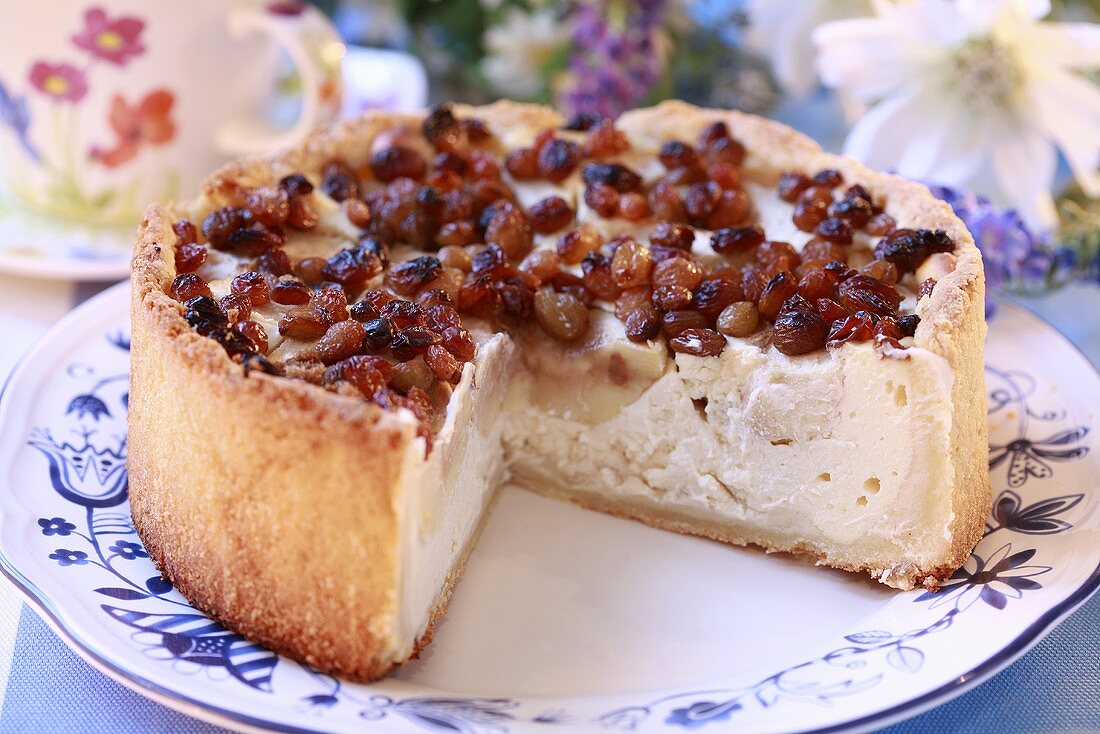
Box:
[745,0,872,98]
[814,0,1100,228]
[481,8,568,99]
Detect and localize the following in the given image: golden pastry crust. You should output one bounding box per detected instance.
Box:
[129,100,990,682]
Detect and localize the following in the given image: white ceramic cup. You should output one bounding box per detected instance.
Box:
[0,1,344,226]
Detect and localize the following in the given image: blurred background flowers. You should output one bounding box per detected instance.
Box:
[320,0,1099,302]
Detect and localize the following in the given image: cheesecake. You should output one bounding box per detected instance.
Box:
[128,100,990,682]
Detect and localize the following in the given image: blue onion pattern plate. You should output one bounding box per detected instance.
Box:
[0,281,1097,734]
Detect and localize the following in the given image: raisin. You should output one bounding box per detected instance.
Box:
[387,255,443,296]
[234,320,268,353]
[873,229,954,273]
[619,193,649,221]
[246,188,290,226]
[583,121,630,157]
[271,279,313,306]
[653,257,703,290]
[827,311,876,347]
[219,293,252,323]
[519,249,561,281]
[815,217,853,245]
[230,271,270,306]
[812,168,844,188]
[756,240,801,275]
[441,326,476,361]
[582,163,642,193]
[624,307,661,342]
[898,313,920,337]
[184,296,226,333]
[286,196,319,230]
[380,299,428,330]
[485,202,533,259]
[294,256,328,286]
[175,242,207,273]
[202,207,247,249]
[697,121,729,147]
[858,258,899,284]
[777,172,811,203]
[704,136,746,166]
[662,309,708,338]
[866,212,897,236]
[584,183,620,217]
[614,287,653,320]
[557,225,602,264]
[670,327,726,356]
[321,160,359,202]
[370,146,426,182]
[313,287,350,323]
[173,219,198,244]
[711,225,764,255]
[801,238,847,268]
[360,317,395,353]
[830,196,872,228]
[257,246,292,276]
[528,196,574,234]
[279,173,314,198]
[170,273,210,302]
[758,271,798,321]
[797,269,838,303]
[659,140,700,170]
[705,189,751,230]
[422,103,467,154]
[425,344,461,381]
[563,111,601,131]
[684,181,721,223]
[792,199,828,232]
[650,222,696,250]
[391,326,442,361]
[581,252,621,301]
[648,182,687,222]
[651,284,694,311]
[611,237,652,288]
[773,303,828,355]
[534,288,590,342]
[716,302,759,337]
[817,297,850,324]
[504,147,540,180]
[837,274,903,317]
[279,306,328,340]
[314,320,365,364]
[337,355,389,397]
[692,278,744,322]
[322,246,384,292]
[470,244,509,278]
[433,151,467,176]
[538,138,580,182]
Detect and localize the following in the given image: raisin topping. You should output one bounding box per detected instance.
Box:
[873,229,954,273]
[370,146,426,183]
[670,328,726,357]
[171,273,211,302]
[528,197,574,234]
[321,160,359,202]
[562,111,602,131]
[711,225,764,255]
[582,163,642,193]
[422,103,468,154]
[538,138,580,182]
[386,255,444,296]
[773,299,828,356]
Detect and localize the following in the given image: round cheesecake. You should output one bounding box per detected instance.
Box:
[129,100,990,682]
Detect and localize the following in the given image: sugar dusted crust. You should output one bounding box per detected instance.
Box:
[129,100,990,682]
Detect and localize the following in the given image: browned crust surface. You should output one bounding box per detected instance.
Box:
[129,100,991,682]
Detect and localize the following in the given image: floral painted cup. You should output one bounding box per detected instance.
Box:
[0,2,343,227]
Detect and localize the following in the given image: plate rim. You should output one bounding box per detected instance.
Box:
[0,284,1098,734]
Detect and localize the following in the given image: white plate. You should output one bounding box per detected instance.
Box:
[0,198,133,281]
[0,281,1097,734]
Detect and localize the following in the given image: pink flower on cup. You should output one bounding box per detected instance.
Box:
[71,7,145,66]
[29,62,88,103]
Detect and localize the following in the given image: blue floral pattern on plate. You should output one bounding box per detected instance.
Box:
[0,285,1097,734]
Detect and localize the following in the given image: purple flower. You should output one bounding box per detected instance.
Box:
[561,0,669,118]
[0,78,39,161]
[928,184,1077,306]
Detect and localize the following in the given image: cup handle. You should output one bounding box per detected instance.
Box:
[215,2,344,156]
